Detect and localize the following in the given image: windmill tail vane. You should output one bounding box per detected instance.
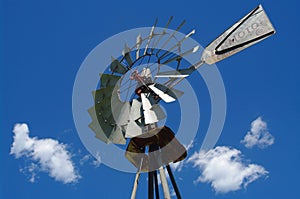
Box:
[87,4,275,199]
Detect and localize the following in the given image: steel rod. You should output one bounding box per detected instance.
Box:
[166,165,182,199]
[154,170,160,199]
[159,167,171,199]
[148,171,154,199]
[130,157,144,199]
[130,171,141,199]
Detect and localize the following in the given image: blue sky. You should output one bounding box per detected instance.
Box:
[1,0,300,198]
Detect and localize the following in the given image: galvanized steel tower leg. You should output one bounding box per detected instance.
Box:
[131,157,144,199]
[166,165,182,199]
[148,171,154,199]
[130,171,141,199]
[154,170,160,199]
[159,166,171,199]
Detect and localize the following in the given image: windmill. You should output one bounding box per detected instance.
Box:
[87,4,275,199]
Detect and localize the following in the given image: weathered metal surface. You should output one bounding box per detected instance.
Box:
[88,75,127,144]
[201,4,276,64]
[110,56,128,74]
[125,126,187,172]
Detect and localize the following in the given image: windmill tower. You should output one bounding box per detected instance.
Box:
[87,5,275,199]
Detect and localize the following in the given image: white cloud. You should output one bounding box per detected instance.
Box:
[79,155,91,166]
[92,152,101,168]
[19,163,39,183]
[10,123,81,184]
[241,117,274,148]
[170,161,184,172]
[187,146,268,193]
[79,152,101,168]
[27,163,38,183]
[170,188,176,197]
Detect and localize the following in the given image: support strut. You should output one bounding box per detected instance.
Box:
[166,165,182,199]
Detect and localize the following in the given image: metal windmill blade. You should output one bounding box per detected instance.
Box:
[124,99,143,138]
[140,92,166,125]
[88,77,129,144]
[88,63,135,144]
